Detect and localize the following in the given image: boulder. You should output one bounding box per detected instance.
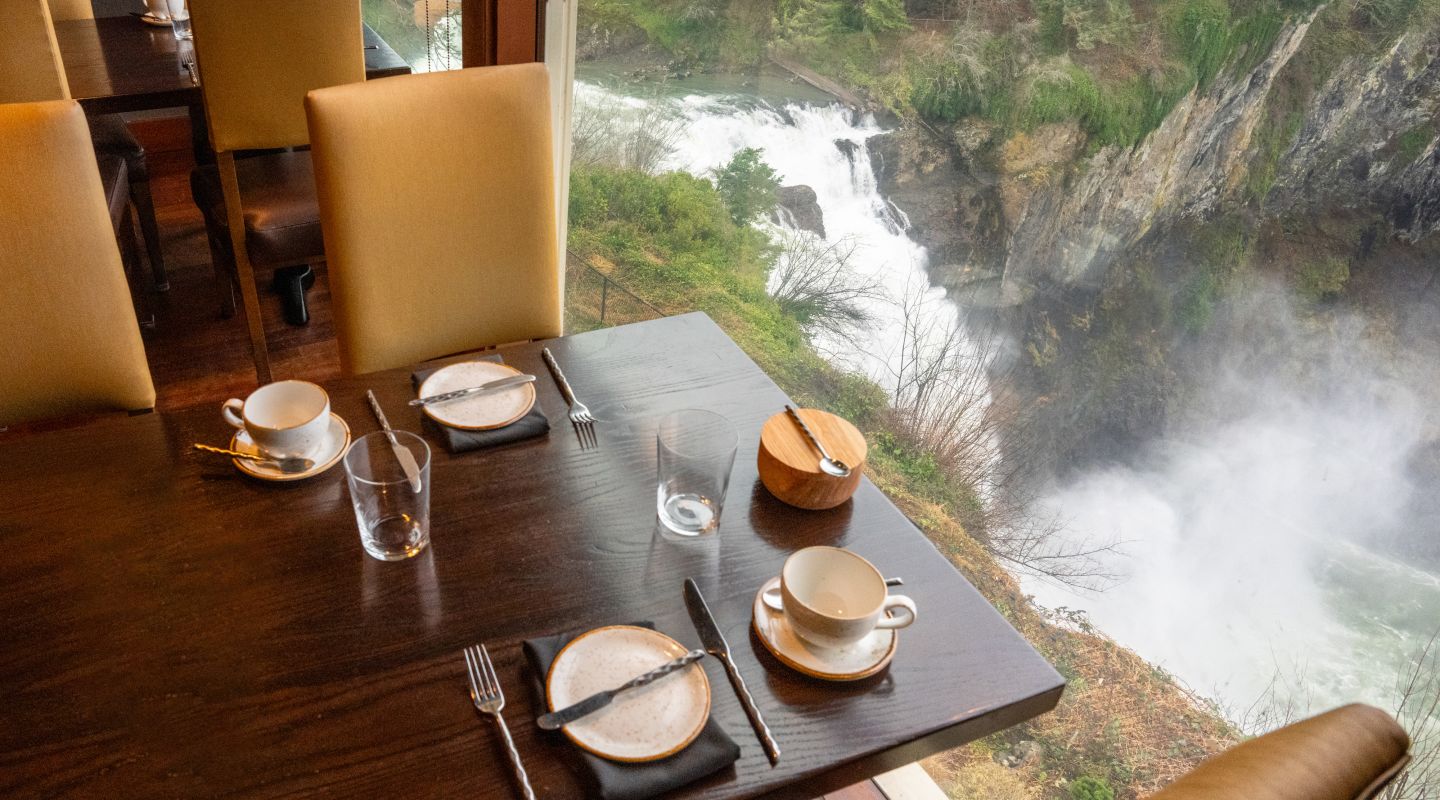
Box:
[775,184,826,238]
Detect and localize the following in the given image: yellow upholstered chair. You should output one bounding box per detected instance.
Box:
[305,64,561,376]
[189,0,365,382]
[0,0,70,104]
[46,0,93,20]
[0,100,156,426]
[1150,704,1410,799]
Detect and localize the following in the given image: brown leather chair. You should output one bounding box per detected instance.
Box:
[188,0,365,383]
[0,100,156,425]
[305,64,562,375]
[46,0,169,292]
[1150,704,1410,799]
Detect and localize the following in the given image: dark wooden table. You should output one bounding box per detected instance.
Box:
[0,313,1063,798]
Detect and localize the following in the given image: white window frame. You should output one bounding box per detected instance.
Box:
[543,0,579,300]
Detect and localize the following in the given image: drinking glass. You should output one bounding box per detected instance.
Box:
[344,431,431,561]
[656,409,737,537]
[165,0,191,40]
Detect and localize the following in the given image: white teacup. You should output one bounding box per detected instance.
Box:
[780,546,917,649]
[222,380,331,460]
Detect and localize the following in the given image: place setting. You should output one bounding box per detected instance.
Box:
[442,398,920,798]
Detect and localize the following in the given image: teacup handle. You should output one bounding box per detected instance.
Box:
[221,398,246,430]
[875,594,917,630]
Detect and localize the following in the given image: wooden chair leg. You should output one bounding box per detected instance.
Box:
[218,151,273,384]
[205,228,238,319]
[130,177,168,292]
[120,204,155,330]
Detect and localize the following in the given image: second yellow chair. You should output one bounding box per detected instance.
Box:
[305,63,562,376]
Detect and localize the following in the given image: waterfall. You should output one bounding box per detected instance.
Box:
[576,81,963,391]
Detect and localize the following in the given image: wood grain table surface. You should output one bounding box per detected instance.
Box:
[55,16,411,116]
[0,313,1064,798]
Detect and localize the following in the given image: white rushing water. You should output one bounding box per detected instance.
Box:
[576,76,1438,739]
[575,80,959,391]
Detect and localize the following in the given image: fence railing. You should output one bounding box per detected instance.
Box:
[565,251,667,328]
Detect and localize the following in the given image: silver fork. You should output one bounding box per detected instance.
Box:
[541,347,597,448]
[463,644,536,800]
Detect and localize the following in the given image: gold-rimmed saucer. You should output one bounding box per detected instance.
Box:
[751,576,896,681]
[546,625,710,763]
[228,412,350,482]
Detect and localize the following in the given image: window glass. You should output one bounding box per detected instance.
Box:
[362,0,461,72]
[567,2,1440,796]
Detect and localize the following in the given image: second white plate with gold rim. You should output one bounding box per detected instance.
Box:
[417,361,536,430]
[546,625,710,763]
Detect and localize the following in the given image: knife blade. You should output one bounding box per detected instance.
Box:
[683,578,781,765]
[536,649,706,730]
[408,373,536,407]
[365,390,422,493]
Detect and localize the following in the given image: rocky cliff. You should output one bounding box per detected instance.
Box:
[877,6,1439,306]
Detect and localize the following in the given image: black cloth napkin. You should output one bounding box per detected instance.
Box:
[522,623,741,800]
[410,356,549,453]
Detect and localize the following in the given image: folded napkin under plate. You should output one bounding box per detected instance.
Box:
[523,623,741,800]
[411,356,549,453]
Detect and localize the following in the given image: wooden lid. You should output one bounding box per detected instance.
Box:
[759,409,867,475]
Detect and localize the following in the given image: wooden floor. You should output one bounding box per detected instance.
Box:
[133,117,343,412]
[130,117,888,800]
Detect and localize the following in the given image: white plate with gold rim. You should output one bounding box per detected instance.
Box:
[546,625,710,763]
[229,412,350,482]
[751,576,896,681]
[417,361,536,431]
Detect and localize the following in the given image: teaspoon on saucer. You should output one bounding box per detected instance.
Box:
[193,443,315,475]
[762,577,904,612]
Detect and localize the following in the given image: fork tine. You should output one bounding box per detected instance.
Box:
[480,644,503,701]
[463,646,480,696]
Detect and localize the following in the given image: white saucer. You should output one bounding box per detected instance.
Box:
[228,412,350,482]
[417,361,535,431]
[751,576,896,681]
[546,625,710,763]
[139,12,172,26]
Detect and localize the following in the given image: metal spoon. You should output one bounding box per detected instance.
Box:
[784,405,851,477]
[763,577,904,612]
[193,443,314,475]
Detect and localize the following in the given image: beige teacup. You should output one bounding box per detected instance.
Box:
[222,380,331,460]
[780,546,917,649]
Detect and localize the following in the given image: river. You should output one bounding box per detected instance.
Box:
[575,68,1440,739]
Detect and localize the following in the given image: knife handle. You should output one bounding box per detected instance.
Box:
[620,649,707,691]
[365,390,399,444]
[720,654,781,765]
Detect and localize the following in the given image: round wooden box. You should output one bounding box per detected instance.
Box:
[757,409,867,510]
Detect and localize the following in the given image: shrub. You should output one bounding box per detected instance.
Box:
[712,148,782,225]
[1068,775,1116,800]
[1173,0,1232,90]
[1296,256,1350,301]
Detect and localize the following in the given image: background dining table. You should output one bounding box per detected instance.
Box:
[0,313,1064,798]
[54,15,411,157]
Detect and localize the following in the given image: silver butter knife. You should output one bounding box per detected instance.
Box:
[409,373,536,407]
[365,390,422,493]
[536,649,706,730]
[684,578,781,764]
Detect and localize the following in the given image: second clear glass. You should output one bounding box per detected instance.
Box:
[344,431,431,561]
[166,0,191,40]
[656,409,738,537]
